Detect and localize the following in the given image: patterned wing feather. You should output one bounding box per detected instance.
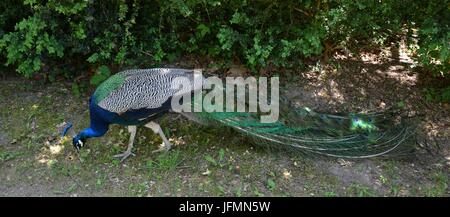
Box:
[95,68,202,114]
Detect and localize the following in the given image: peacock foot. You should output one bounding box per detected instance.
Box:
[152,142,172,154]
[113,151,136,162]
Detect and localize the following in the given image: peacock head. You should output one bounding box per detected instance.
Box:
[61,122,86,152]
[72,135,86,152]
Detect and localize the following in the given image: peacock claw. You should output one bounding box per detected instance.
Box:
[151,148,165,154]
[152,143,172,154]
[113,151,135,162]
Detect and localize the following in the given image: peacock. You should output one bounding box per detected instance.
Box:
[66,68,416,161]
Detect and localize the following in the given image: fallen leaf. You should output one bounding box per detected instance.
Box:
[202,169,211,176]
[283,169,292,179]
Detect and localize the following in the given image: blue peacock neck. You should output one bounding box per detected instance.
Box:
[75,102,110,141]
[77,124,108,140]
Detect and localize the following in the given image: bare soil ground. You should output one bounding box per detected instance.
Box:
[0,43,448,197]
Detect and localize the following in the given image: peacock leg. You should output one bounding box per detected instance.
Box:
[113,125,137,161]
[145,122,172,153]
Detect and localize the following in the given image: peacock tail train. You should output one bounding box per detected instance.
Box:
[182,94,416,159]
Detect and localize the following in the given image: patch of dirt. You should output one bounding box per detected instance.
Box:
[323,160,380,187]
[0,116,7,146]
[0,133,6,147]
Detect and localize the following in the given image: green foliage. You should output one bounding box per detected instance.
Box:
[424,87,450,102]
[324,191,337,197]
[347,183,376,197]
[0,0,448,82]
[204,154,218,166]
[146,150,182,172]
[396,101,405,109]
[204,148,228,168]
[414,2,449,76]
[0,149,24,162]
[90,65,111,86]
[424,171,448,197]
[0,15,64,77]
[267,178,276,191]
[71,83,81,98]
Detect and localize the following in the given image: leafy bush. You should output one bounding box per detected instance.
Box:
[90,65,111,86]
[0,0,448,82]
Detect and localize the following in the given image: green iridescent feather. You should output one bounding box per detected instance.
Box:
[188,96,416,158]
[92,73,126,104]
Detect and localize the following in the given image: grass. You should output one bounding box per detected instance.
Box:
[0,149,25,162]
[424,171,448,197]
[347,184,377,197]
[146,150,182,172]
[50,162,81,178]
[0,78,448,197]
[324,191,337,197]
